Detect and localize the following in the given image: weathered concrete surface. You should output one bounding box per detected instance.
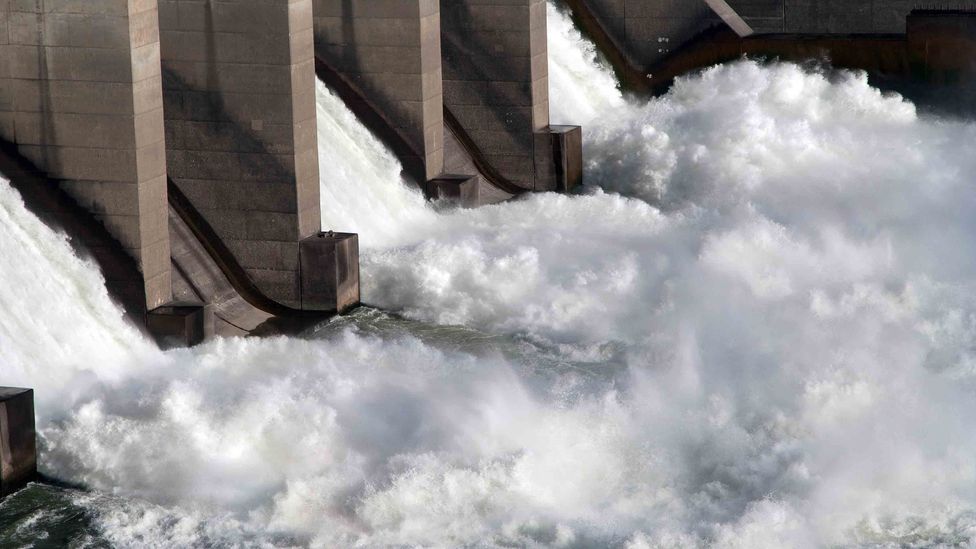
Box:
[577,0,976,77]
[299,231,360,313]
[159,0,321,309]
[728,1,976,35]
[440,0,555,191]
[0,388,36,498]
[314,0,444,181]
[0,0,172,309]
[907,10,976,85]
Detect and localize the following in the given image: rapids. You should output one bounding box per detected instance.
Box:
[2,3,976,547]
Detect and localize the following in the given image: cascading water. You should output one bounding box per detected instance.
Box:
[4,2,976,547]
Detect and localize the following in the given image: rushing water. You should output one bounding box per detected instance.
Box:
[4,3,976,547]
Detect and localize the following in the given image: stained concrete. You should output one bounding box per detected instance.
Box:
[147,304,209,348]
[0,0,172,309]
[159,0,321,309]
[440,0,553,191]
[579,0,976,75]
[0,388,36,498]
[299,231,360,313]
[313,0,444,181]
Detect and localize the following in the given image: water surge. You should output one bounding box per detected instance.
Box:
[2,3,976,547]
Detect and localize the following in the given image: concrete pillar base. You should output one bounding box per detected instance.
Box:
[147,305,210,349]
[0,388,36,498]
[299,232,361,313]
[425,175,481,208]
[549,126,584,193]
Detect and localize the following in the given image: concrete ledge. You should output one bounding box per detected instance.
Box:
[147,304,210,348]
[299,232,360,313]
[0,388,36,498]
[425,174,481,207]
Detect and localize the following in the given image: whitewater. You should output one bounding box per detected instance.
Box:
[3,3,976,547]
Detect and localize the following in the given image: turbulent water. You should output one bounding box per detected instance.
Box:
[4,3,976,547]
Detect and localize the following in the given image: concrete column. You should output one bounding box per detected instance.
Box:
[440,0,551,190]
[314,0,444,181]
[159,0,321,308]
[0,0,172,309]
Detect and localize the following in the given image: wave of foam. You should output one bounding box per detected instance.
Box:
[4,2,976,546]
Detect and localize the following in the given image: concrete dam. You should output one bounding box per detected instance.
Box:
[2,0,974,349]
[0,0,586,347]
[6,0,976,545]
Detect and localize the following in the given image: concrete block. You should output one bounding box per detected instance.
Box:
[147,304,209,349]
[0,388,36,498]
[425,174,481,207]
[299,231,360,313]
[549,125,582,192]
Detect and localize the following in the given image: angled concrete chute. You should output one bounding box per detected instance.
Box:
[166,179,321,321]
[704,0,756,37]
[441,108,527,197]
[313,55,526,198]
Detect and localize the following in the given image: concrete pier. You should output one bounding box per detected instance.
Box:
[0,388,36,497]
[158,0,322,309]
[313,0,444,181]
[440,0,555,191]
[575,0,976,83]
[0,0,172,309]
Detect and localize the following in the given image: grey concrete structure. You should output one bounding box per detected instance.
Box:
[425,173,481,207]
[725,1,976,35]
[575,0,976,73]
[578,0,721,67]
[0,0,172,309]
[440,0,557,191]
[313,0,444,181]
[0,388,35,497]
[158,0,321,308]
[299,231,359,313]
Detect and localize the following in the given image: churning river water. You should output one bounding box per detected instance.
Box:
[3,3,976,547]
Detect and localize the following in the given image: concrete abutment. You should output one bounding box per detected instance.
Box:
[0,0,605,346]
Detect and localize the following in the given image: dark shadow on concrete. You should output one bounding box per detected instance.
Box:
[439,0,540,189]
[0,138,148,326]
[442,107,526,195]
[314,54,525,196]
[166,177,326,321]
[313,56,426,184]
[557,0,652,94]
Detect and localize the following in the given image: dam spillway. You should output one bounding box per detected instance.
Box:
[4,0,976,546]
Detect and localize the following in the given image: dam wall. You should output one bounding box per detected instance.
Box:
[0,0,172,309]
[157,0,321,308]
[313,0,444,182]
[568,0,976,96]
[0,0,593,344]
[725,1,976,34]
[440,0,559,191]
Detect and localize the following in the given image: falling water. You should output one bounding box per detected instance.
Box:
[2,3,976,547]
